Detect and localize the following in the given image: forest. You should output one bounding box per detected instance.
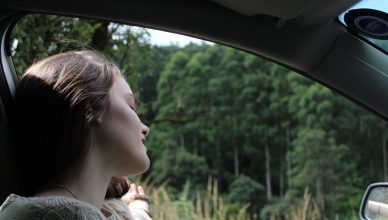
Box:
[10,14,388,219]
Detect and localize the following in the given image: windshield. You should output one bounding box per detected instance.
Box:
[338,0,388,53]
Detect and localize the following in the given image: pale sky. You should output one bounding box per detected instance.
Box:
[147,29,212,47]
[338,0,387,23]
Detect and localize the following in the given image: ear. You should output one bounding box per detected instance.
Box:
[94,113,105,125]
[95,114,104,125]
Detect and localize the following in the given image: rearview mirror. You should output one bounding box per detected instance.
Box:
[360,183,388,220]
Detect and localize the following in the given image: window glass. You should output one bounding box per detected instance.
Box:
[11,14,388,219]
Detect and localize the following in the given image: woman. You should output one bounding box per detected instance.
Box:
[0,50,152,219]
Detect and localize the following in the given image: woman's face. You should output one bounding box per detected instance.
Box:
[95,76,150,176]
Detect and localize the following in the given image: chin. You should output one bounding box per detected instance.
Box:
[140,156,151,173]
[121,156,150,176]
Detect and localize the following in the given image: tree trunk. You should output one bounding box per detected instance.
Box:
[265,144,272,200]
[286,125,292,188]
[234,145,239,177]
[215,130,221,180]
[180,133,185,148]
[194,137,198,155]
[279,159,284,198]
[91,21,110,51]
[233,117,239,177]
[119,50,128,69]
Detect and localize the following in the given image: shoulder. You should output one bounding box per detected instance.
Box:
[0,194,106,220]
[103,198,133,219]
[103,198,153,220]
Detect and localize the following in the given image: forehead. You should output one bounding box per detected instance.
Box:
[111,76,133,95]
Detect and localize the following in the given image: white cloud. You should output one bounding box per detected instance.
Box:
[147,29,212,47]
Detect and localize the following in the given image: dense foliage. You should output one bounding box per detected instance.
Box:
[11,14,388,219]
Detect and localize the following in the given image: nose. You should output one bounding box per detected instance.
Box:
[142,124,149,138]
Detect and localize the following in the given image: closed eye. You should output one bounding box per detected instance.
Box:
[125,94,137,112]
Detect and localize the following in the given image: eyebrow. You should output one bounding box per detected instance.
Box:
[126,93,137,106]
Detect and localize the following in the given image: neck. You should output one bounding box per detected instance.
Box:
[35,147,114,210]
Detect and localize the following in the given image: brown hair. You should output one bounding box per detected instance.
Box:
[12,50,127,196]
[105,177,130,199]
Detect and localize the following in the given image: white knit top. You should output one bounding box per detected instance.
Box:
[0,194,152,220]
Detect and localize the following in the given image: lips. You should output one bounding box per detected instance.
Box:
[142,139,146,145]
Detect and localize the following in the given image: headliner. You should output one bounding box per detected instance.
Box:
[0,0,358,73]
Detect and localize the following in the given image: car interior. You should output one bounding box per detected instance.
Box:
[0,0,387,214]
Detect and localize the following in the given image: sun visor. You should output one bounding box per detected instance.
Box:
[210,0,315,19]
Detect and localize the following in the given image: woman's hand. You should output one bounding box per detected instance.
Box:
[121,182,150,213]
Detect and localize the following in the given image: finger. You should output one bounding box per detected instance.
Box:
[122,190,134,204]
[131,183,139,195]
[129,183,137,194]
[138,186,145,196]
[126,178,131,186]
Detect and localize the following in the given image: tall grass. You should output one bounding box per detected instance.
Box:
[132,177,356,220]
[281,188,321,220]
[133,175,254,220]
[266,188,358,220]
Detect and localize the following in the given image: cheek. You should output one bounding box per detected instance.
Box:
[108,107,137,145]
[106,102,145,155]
[98,101,149,174]
[106,113,150,175]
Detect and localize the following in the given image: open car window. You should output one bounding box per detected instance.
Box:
[9,13,388,219]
